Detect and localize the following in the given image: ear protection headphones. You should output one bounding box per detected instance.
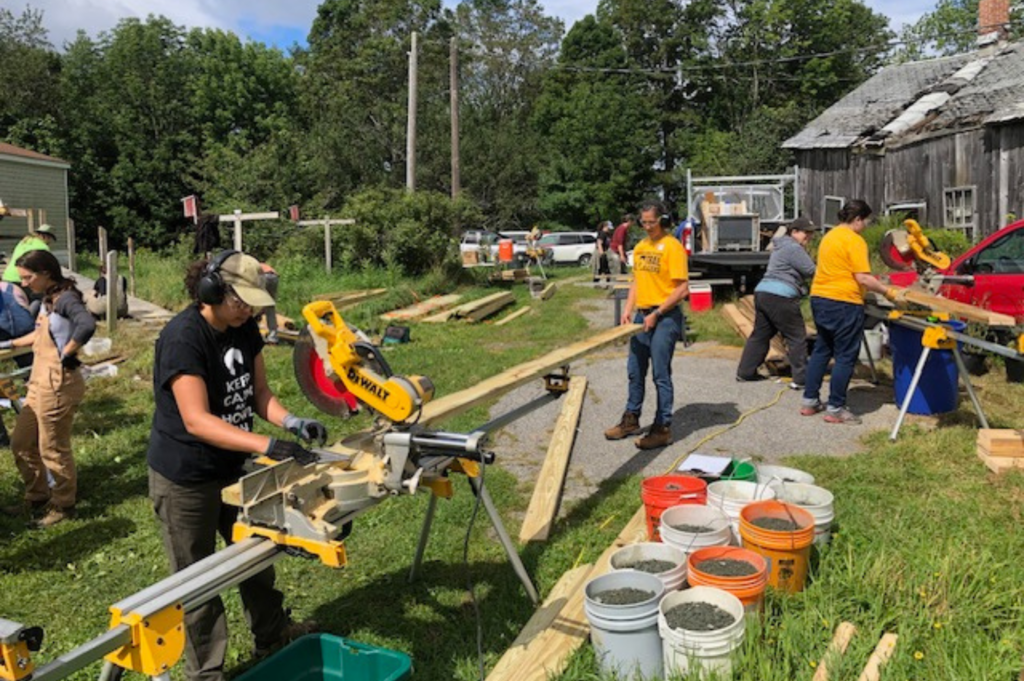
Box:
[197,249,239,305]
[659,215,672,230]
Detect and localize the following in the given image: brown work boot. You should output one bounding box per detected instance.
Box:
[604,412,641,440]
[2,499,47,518]
[32,504,75,529]
[254,619,319,660]
[635,423,672,450]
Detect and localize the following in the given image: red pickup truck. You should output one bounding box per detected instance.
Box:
[892,218,1024,325]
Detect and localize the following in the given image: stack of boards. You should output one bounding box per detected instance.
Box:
[976,429,1024,473]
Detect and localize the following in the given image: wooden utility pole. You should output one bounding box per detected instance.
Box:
[406,31,418,192]
[127,237,136,296]
[66,219,76,271]
[217,210,280,253]
[450,36,461,199]
[106,250,118,336]
[296,217,356,274]
[98,226,108,266]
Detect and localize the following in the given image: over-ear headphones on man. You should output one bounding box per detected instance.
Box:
[659,215,672,230]
[197,249,239,305]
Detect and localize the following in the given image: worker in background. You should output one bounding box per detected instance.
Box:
[4,224,56,318]
[737,216,819,388]
[802,200,901,424]
[147,250,323,680]
[260,262,280,344]
[1,250,95,528]
[0,280,36,447]
[609,214,633,275]
[605,201,689,449]
[593,221,613,282]
[85,264,129,319]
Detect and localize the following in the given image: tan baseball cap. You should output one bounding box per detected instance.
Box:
[220,253,276,308]
[36,224,56,237]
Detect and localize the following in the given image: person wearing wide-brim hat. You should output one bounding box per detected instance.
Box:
[147,250,323,680]
[3,224,55,285]
[737,216,819,388]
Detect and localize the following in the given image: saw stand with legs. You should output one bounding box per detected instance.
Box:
[407,368,574,605]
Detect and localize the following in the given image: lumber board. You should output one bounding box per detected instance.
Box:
[459,291,515,322]
[977,429,1024,457]
[420,309,457,323]
[722,303,784,362]
[484,564,594,681]
[519,377,588,542]
[738,296,787,358]
[900,289,1016,327]
[857,633,897,681]
[380,294,462,322]
[495,306,532,327]
[540,283,556,301]
[419,323,640,427]
[0,347,33,363]
[315,288,388,303]
[977,447,1024,473]
[812,622,857,681]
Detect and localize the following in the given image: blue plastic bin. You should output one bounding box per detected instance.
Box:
[234,634,412,681]
[889,320,965,415]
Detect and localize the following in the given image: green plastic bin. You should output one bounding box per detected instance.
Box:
[720,460,757,482]
[235,634,412,681]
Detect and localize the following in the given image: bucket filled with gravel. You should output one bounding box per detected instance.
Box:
[584,570,665,679]
[658,586,746,679]
[611,542,688,591]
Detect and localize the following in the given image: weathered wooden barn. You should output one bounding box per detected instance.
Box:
[0,142,71,264]
[783,39,1024,242]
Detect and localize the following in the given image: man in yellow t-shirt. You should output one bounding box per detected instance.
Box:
[605,200,689,449]
[803,200,898,424]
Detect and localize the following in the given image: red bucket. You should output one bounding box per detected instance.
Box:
[641,475,708,541]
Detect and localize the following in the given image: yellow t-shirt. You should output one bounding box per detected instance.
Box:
[810,225,871,305]
[633,235,688,308]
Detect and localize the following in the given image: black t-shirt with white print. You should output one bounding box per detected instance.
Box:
[147,304,265,485]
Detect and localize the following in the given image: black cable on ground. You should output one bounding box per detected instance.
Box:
[463,460,488,681]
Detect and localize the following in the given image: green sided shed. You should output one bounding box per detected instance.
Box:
[0,142,71,266]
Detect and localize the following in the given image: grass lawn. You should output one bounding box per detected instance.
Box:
[2,262,1024,681]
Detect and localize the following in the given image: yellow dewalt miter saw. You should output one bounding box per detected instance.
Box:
[879,218,952,287]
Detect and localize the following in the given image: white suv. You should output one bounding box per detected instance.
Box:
[537,232,598,265]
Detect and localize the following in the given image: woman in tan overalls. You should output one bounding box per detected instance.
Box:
[1,250,95,528]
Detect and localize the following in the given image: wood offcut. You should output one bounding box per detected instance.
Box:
[519,377,588,542]
[812,622,857,681]
[380,294,463,322]
[977,428,1024,473]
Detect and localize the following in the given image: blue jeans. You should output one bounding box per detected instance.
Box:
[626,308,684,425]
[804,297,865,410]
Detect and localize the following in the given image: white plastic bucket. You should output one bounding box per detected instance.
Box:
[774,482,835,546]
[860,325,884,362]
[658,586,746,679]
[659,505,732,556]
[707,481,776,545]
[754,464,816,495]
[610,543,688,592]
[584,570,665,680]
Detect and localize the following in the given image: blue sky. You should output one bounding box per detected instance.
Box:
[32,0,937,52]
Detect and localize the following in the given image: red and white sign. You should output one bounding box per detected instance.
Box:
[289,204,301,221]
[182,195,199,222]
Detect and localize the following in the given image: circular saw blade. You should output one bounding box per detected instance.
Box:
[293,328,360,418]
[879,230,916,271]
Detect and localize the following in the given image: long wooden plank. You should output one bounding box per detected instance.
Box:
[380,294,462,322]
[495,307,532,327]
[315,288,388,304]
[722,303,784,362]
[857,633,898,681]
[519,377,588,542]
[455,291,515,322]
[812,622,857,681]
[540,283,556,301]
[900,288,1016,326]
[419,324,640,427]
[489,508,647,681]
[485,564,594,681]
[738,296,787,358]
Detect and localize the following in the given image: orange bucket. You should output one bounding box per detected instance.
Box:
[498,239,514,262]
[687,546,768,613]
[641,475,707,541]
[738,500,815,593]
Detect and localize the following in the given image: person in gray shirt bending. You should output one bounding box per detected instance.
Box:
[736,217,818,387]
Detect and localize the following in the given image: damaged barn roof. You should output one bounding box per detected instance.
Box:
[783,41,1024,150]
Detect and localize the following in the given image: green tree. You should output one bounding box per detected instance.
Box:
[896,0,1022,61]
[0,6,62,152]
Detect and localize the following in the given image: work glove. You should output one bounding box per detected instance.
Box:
[61,354,82,370]
[283,414,328,446]
[265,438,318,466]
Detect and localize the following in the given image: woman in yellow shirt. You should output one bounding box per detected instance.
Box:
[803,200,898,424]
[604,201,689,449]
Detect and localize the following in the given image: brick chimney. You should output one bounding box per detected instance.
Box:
[977,0,1010,46]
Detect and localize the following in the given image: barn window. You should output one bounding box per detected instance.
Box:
[885,201,927,224]
[943,186,976,242]
[822,196,844,230]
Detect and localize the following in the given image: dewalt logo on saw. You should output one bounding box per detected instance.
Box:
[347,368,390,402]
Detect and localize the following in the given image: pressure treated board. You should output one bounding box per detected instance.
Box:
[857,633,897,681]
[737,296,788,358]
[460,291,515,322]
[486,507,647,681]
[977,448,1024,473]
[419,323,641,427]
[540,283,556,300]
[977,429,1024,457]
[899,289,1016,327]
[315,288,388,303]
[484,564,594,681]
[722,303,784,362]
[380,294,462,322]
[812,622,857,681]
[494,307,532,327]
[519,377,587,542]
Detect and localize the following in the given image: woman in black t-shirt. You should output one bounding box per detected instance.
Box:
[147,251,325,681]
